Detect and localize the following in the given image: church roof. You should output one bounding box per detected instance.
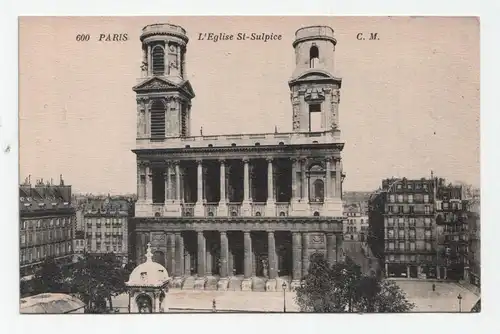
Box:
[126,243,170,288]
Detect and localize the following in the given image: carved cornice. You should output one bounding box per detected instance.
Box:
[304,87,326,102]
[131,216,344,233]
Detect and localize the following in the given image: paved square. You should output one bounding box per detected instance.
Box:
[112,281,479,313]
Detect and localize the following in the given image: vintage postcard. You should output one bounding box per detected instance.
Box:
[18,16,480,314]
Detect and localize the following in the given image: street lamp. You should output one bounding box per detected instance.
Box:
[282,282,287,313]
[457,294,462,312]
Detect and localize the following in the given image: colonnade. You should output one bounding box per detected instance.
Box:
[147,230,343,280]
[138,157,342,206]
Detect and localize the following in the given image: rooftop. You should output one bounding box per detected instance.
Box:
[20,293,85,314]
[19,179,73,214]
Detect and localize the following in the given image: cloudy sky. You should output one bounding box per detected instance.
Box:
[19,16,480,194]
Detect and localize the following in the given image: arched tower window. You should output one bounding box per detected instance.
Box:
[310,45,319,68]
[152,45,165,75]
[313,179,325,202]
[150,100,166,138]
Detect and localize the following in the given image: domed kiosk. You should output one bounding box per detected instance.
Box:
[126,243,171,313]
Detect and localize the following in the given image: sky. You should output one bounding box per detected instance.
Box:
[18,16,480,194]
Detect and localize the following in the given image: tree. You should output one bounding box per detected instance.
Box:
[68,252,130,313]
[295,255,415,313]
[31,258,69,295]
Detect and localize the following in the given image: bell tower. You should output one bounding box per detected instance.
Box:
[133,23,195,140]
[289,26,342,134]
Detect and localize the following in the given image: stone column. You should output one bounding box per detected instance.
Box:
[243,159,250,202]
[194,160,204,216]
[218,160,228,216]
[267,158,274,202]
[167,232,175,274]
[268,231,277,279]
[165,164,171,201]
[242,231,252,291]
[301,159,308,200]
[228,251,234,276]
[266,158,276,216]
[252,252,257,277]
[197,231,206,276]
[243,232,252,278]
[206,247,213,276]
[302,233,309,277]
[146,165,153,203]
[171,232,184,288]
[220,160,226,201]
[174,233,183,276]
[197,160,203,203]
[184,251,191,276]
[218,231,229,290]
[242,158,251,216]
[336,233,344,262]
[436,266,441,279]
[407,266,411,279]
[292,232,302,284]
[385,263,389,277]
[291,158,299,201]
[147,45,152,74]
[202,165,208,203]
[335,159,341,198]
[326,233,336,265]
[220,232,229,277]
[175,162,181,201]
[325,158,332,199]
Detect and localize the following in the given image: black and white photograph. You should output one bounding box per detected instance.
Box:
[15,16,481,315]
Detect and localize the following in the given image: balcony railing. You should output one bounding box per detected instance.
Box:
[276,203,290,216]
[310,203,323,215]
[138,201,331,218]
[205,203,218,217]
[181,203,195,217]
[252,203,266,216]
[228,203,241,217]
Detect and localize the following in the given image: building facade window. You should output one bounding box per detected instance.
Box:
[389,195,395,203]
[423,194,429,203]
[410,242,416,251]
[425,242,431,251]
[399,242,405,250]
[387,229,394,238]
[408,194,413,203]
[388,242,395,250]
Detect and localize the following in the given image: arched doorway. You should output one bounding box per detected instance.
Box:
[136,294,153,313]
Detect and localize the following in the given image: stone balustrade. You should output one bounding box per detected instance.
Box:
[136,201,343,218]
[136,130,341,150]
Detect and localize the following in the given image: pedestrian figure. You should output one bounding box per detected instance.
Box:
[432,283,436,292]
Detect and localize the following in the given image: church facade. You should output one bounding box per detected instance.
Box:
[131,23,346,291]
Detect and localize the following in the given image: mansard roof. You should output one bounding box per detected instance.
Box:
[288,69,342,88]
[133,77,195,98]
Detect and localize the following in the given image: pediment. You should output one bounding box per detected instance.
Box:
[133,77,178,92]
[180,80,196,98]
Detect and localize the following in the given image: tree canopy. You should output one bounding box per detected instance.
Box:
[295,255,414,313]
[24,253,131,313]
